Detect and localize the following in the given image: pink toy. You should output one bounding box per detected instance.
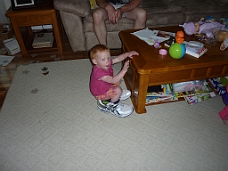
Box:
[219,85,228,124]
[159,49,167,55]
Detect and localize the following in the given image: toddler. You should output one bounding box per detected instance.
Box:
[89,44,139,117]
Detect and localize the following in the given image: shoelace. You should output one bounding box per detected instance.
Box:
[117,103,124,109]
[106,103,117,112]
[107,103,124,115]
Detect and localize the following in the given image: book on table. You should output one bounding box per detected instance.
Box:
[32,32,54,48]
[184,41,207,58]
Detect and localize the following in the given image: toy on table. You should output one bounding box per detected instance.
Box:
[168,30,186,59]
[213,30,228,51]
[179,17,228,39]
[220,18,228,28]
[204,16,215,23]
[164,36,175,47]
[175,30,184,43]
[154,41,161,48]
[219,85,228,124]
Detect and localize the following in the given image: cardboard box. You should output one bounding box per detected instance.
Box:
[3,38,20,55]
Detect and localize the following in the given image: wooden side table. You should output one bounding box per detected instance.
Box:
[6,0,63,56]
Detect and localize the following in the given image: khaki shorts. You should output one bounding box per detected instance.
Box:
[94,3,127,17]
[112,4,127,17]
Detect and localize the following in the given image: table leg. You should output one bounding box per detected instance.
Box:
[27,27,33,35]
[51,12,63,54]
[10,18,27,55]
[135,74,149,114]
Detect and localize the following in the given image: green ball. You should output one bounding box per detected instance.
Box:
[169,43,183,59]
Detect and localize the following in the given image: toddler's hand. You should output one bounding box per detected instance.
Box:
[122,60,130,72]
[128,51,139,58]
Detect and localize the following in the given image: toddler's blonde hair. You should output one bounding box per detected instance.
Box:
[90,44,110,60]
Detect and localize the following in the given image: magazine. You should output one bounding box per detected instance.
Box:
[131,28,175,45]
[172,80,214,98]
[146,95,178,104]
[174,90,196,98]
[146,84,178,104]
[147,84,173,96]
[184,92,216,105]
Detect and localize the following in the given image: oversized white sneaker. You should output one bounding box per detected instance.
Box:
[113,102,134,117]
[97,100,109,112]
[97,100,133,118]
[119,90,131,101]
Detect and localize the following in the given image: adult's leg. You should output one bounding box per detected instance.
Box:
[93,8,109,45]
[124,7,147,29]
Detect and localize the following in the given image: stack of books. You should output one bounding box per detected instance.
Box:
[146,84,178,104]
[184,92,216,105]
[32,32,54,48]
[172,80,216,105]
[146,80,217,105]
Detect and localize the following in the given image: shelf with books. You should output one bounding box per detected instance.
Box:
[6,1,63,56]
[172,80,214,96]
[145,84,178,104]
[184,92,216,105]
[146,80,217,105]
[174,80,217,105]
[22,30,58,53]
[208,78,227,95]
[32,32,54,48]
[146,95,178,104]
[181,80,217,105]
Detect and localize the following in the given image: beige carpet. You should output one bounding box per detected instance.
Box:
[0,59,228,171]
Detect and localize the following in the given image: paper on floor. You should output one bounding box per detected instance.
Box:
[0,55,14,66]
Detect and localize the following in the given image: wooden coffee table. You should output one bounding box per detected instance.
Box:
[119,26,228,114]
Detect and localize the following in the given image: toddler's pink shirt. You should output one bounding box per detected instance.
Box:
[90,61,114,96]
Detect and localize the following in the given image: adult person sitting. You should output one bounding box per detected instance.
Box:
[93,0,147,45]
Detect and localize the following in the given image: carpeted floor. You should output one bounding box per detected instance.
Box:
[0,59,228,171]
